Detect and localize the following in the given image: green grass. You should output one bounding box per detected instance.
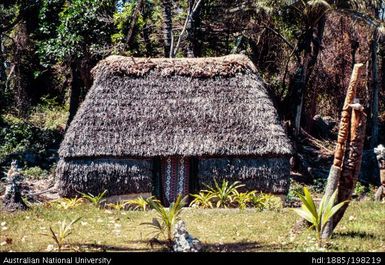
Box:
[0,201,384,252]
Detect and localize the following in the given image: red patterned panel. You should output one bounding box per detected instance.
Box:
[160,156,190,206]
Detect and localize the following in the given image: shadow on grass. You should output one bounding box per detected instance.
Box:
[333,231,377,240]
[71,240,291,252]
[71,239,167,252]
[203,241,291,252]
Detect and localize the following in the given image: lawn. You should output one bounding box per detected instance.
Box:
[0,200,384,252]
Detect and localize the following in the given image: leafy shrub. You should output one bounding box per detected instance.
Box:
[0,113,63,180]
[286,179,304,206]
[352,182,376,200]
[354,182,368,196]
[21,166,50,180]
[29,97,68,131]
[0,117,35,161]
[310,178,328,194]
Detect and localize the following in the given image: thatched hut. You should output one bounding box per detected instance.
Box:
[56,54,293,205]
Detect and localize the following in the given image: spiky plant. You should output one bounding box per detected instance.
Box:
[77,190,107,208]
[189,191,215,208]
[49,197,83,210]
[126,196,159,211]
[232,190,256,210]
[293,187,348,245]
[204,179,245,208]
[42,217,81,252]
[141,195,186,249]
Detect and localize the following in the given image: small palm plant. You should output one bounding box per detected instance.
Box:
[42,217,81,252]
[49,197,83,210]
[189,191,215,208]
[232,190,256,210]
[204,179,245,208]
[126,196,159,211]
[253,193,283,211]
[293,187,348,245]
[106,200,129,211]
[77,190,107,208]
[141,195,187,249]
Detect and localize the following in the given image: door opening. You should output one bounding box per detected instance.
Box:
[160,156,190,206]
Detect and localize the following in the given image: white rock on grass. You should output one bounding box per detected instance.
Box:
[172,220,202,252]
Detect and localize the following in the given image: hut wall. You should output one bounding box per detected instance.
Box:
[196,156,290,194]
[56,158,153,197]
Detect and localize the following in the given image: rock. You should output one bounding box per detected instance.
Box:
[172,220,202,252]
[375,186,385,201]
[2,161,28,211]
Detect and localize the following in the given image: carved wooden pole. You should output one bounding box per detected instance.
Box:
[321,63,364,239]
[333,63,364,168]
[332,106,367,229]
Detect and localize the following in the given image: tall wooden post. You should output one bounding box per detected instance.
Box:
[332,107,367,229]
[321,63,364,239]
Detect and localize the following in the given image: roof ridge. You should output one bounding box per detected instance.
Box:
[91,54,258,78]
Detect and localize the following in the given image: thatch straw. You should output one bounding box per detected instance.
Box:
[57,54,293,196]
[57,158,153,197]
[91,54,258,78]
[59,55,292,158]
[197,157,290,194]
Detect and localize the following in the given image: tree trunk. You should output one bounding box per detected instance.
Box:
[186,0,196,58]
[293,16,326,136]
[142,2,154,57]
[161,0,173,58]
[125,0,144,48]
[67,63,82,127]
[0,33,6,112]
[293,66,306,136]
[370,28,379,148]
[13,21,31,117]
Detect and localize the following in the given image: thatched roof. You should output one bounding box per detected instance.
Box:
[59,54,293,158]
[90,54,258,78]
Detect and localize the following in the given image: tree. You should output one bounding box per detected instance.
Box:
[342,0,384,149]
[253,1,331,135]
[285,0,331,136]
[112,0,162,56]
[0,1,40,116]
[170,0,203,58]
[38,0,115,125]
[160,0,173,57]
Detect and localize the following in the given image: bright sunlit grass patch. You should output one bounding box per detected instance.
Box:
[0,200,384,252]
